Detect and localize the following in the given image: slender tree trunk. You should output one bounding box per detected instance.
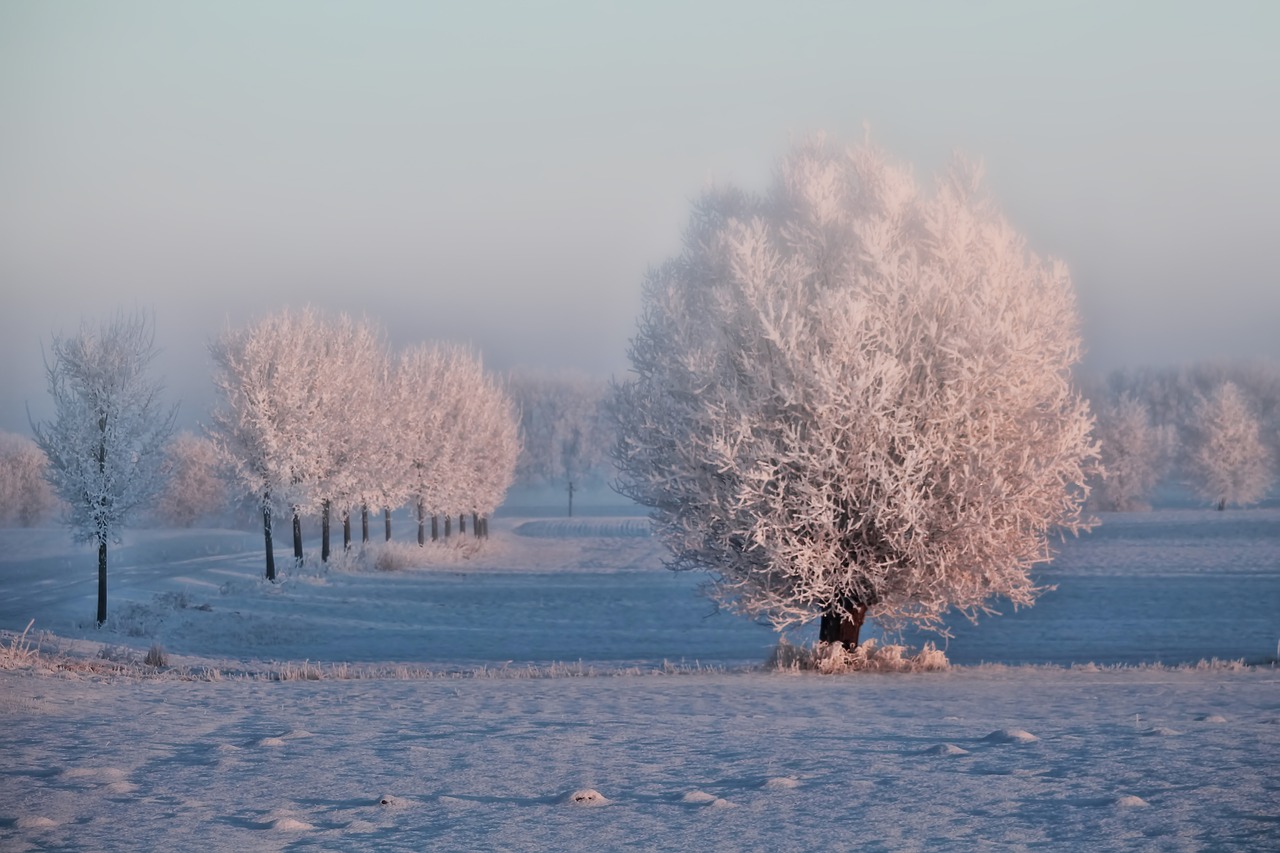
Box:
[384,507,392,542]
[417,501,426,547]
[459,513,466,536]
[479,516,488,539]
[263,504,276,582]
[567,481,575,517]
[361,504,369,543]
[472,512,480,539]
[292,511,303,567]
[321,499,331,563]
[342,509,351,551]
[819,601,868,649]
[431,514,438,541]
[444,515,451,539]
[96,537,107,627]
[1217,498,1226,511]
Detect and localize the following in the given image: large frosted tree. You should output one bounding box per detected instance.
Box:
[1186,382,1273,510]
[31,312,176,625]
[612,137,1098,648]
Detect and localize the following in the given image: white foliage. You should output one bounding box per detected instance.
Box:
[0,431,59,527]
[31,312,176,546]
[155,431,229,527]
[1092,394,1169,511]
[508,370,612,493]
[1185,381,1273,509]
[612,135,1098,635]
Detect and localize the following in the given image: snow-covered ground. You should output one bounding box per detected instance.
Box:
[1,509,1278,850]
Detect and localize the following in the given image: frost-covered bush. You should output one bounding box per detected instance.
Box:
[613,135,1098,647]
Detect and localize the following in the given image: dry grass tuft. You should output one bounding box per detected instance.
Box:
[769,637,950,674]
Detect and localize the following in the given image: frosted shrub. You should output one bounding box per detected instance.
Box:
[769,637,949,674]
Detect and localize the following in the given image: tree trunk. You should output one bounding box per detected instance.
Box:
[472,512,480,539]
[459,514,466,536]
[1217,498,1226,511]
[479,517,488,539]
[263,505,276,582]
[96,537,107,627]
[321,499,331,563]
[567,481,575,517]
[384,507,392,542]
[444,515,451,539]
[417,501,426,547]
[361,505,369,543]
[819,601,867,649]
[432,514,438,542]
[342,509,351,551]
[292,511,303,567]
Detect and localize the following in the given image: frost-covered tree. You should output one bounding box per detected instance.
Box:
[508,371,611,515]
[612,136,1098,648]
[0,431,59,527]
[1185,382,1273,510]
[1092,394,1169,511]
[396,344,519,543]
[209,307,332,579]
[155,431,230,527]
[30,312,176,625]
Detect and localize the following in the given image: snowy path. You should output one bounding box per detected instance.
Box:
[2,668,1277,851]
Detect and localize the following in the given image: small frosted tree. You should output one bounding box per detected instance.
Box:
[1186,382,1273,510]
[612,136,1098,648]
[155,431,229,527]
[1093,394,1168,511]
[509,371,611,515]
[0,431,59,527]
[30,312,176,625]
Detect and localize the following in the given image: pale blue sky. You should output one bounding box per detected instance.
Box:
[3,1,1277,433]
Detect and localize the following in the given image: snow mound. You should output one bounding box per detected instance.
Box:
[682,790,717,803]
[1197,714,1227,723]
[983,728,1039,744]
[257,737,287,747]
[1113,795,1150,808]
[270,817,315,831]
[514,519,651,539]
[215,743,241,753]
[923,743,970,756]
[15,816,57,829]
[566,788,610,806]
[763,776,802,789]
[1145,727,1182,737]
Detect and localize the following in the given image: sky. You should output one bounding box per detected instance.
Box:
[2,1,1278,435]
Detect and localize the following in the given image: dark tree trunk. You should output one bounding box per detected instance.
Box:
[384,507,392,542]
[472,512,480,538]
[444,515,451,539]
[479,517,488,539]
[292,511,303,567]
[567,481,575,517]
[459,514,466,536]
[263,505,276,582]
[417,501,425,547]
[96,537,107,626]
[321,499,331,563]
[819,601,868,649]
[431,514,438,542]
[361,505,369,543]
[342,509,351,551]
[1217,498,1226,511]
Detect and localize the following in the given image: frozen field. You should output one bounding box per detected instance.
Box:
[1,508,1278,850]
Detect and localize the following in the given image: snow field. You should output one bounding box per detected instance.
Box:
[1,668,1276,851]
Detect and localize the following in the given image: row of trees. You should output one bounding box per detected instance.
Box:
[209,307,520,580]
[1088,362,1278,511]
